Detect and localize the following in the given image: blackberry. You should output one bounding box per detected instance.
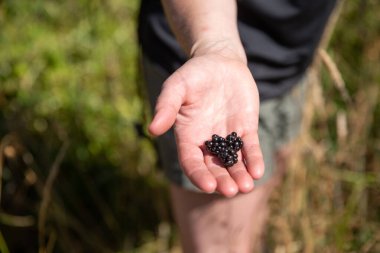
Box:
[204,132,244,168]
[212,134,219,142]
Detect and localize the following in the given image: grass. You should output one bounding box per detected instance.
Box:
[0,0,379,252]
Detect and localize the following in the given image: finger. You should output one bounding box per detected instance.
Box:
[148,73,186,136]
[178,143,217,193]
[204,155,238,197]
[148,108,178,136]
[241,132,265,179]
[227,159,255,193]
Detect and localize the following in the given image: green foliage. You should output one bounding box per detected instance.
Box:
[0,0,171,252]
[1,0,143,165]
[0,0,379,252]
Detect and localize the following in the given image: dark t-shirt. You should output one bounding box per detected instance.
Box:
[138,0,336,100]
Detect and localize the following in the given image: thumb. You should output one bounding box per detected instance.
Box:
[148,73,186,136]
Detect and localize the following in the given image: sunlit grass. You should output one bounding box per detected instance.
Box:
[0,0,379,252]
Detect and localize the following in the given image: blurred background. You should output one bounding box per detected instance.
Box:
[0,0,379,252]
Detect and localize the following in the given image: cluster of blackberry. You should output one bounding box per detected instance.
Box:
[204,132,244,168]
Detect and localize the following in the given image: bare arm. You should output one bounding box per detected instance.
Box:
[149,0,264,196]
[161,0,246,62]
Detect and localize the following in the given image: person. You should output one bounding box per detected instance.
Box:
[138,0,336,252]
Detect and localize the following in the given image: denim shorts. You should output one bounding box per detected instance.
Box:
[141,54,307,191]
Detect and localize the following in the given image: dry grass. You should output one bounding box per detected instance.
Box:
[0,0,379,252]
[267,57,379,253]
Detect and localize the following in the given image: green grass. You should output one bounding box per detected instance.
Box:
[0,0,379,252]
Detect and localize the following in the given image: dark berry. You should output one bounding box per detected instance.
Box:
[205,132,243,168]
[228,149,236,155]
[212,134,219,142]
[218,152,227,159]
[225,160,234,167]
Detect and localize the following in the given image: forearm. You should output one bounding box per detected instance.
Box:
[161,0,246,62]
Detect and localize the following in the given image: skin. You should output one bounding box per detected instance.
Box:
[147,0,271,251]
[150,53,264,196]
[149,0,265,197]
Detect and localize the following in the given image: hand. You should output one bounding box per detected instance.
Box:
[149,52,264,197]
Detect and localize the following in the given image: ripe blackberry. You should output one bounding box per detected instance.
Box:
[204,132,244,168]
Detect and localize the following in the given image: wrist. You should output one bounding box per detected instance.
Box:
[190,38,247,64]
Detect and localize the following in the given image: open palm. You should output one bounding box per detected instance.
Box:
[149,54,264,197]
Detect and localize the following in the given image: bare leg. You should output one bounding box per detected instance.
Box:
[170,180,276,253]
[170,146,291,253]
[249,147,290,252]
